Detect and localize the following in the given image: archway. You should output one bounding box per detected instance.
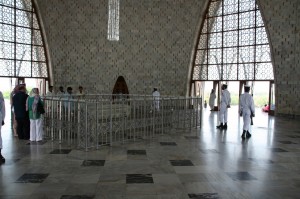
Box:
[112,76,129,95]
[191,0,275,115]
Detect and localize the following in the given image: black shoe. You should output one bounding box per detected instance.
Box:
[223,123,227,129]
[216,123,223,129]
[241,130,246,139]
[246,131,251,138]
[0,155,5,163]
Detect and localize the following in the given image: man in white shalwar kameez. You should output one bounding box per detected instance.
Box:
[239,85,255,139]
[152,88,160,111]
[216,84,231,129]
[209,89,216,111]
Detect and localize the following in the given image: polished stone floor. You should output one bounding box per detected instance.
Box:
[1,103,300,199]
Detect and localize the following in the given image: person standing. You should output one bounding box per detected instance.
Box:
[46,86,54,96]
[216,84,231,129]
[57,86,65,97]
[152,88,160,111]
[77,86,85,95]
[76,86,85,99]
[10,85,19,136]
[239,85,255,139]
[63,87,74,111]
[26,88,44,142]
[12,85,30,140]
[209,89,216,111]
[0,91,6,163]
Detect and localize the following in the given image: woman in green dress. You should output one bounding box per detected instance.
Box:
[26,88,44,142]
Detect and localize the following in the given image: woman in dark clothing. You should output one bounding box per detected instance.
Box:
[12,85,30,140]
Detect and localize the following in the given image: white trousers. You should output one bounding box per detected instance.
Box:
[30,119,43,141]
[153,100,160,111]
[219,103,228,123]
[243,113,251,131]
[0,116,2,149]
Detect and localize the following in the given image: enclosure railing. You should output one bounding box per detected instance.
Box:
[42,94,202,151]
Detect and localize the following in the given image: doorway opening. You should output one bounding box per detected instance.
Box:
[193,80,274,115]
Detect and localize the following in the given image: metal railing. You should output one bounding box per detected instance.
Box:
[42,94,202,151]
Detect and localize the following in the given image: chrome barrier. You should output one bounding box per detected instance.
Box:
[43,94,202,151]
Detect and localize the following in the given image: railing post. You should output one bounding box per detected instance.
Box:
[160,98,164,135]
[85,101,88,152]
[77,101,81,149]
[109,100,113,146]
[59,100,62,144]
[96,102,99,150]
[50,99,54,141]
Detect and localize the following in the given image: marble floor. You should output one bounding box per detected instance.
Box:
[1,103,300,199]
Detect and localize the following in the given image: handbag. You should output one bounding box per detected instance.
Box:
[37,100,45,114]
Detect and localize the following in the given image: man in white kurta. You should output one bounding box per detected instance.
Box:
[216,84,231,129]
[152,88,160,111]
[0,91,6,163]
[239,85,255,139]
[209,89,216,111]
[46,86,54,97]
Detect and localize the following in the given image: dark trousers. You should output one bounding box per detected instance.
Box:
[16,117,30,140]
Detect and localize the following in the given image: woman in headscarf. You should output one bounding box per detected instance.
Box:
[26,88,44,142]
[0,91,6,163]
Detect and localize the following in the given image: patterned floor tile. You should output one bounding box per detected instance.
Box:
[127,150,147,155]
[226,172,257,181]
[160,142,177,146]
[170,160,194,166]
[50,149,72,154]
[126,174,154,184]
[82,160,105,166]
[16,173,49,183]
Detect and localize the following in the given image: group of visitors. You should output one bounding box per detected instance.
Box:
[0,84,44,164]
[46,86,85,98]
[9,84,44,142]
[208,83,255,139]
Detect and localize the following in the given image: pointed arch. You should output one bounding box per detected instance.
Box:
[112,76,129,95]
[192,0,274,81]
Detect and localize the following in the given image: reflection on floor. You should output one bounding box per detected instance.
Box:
[1,104,300,199]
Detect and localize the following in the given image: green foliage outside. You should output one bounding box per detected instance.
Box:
[204,93,268,108]
[2,87,33,99]
[2,91,11,99]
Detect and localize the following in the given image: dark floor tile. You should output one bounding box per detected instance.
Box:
[16,173,49,183]
[126,174,154,184]
[170,160,194,166]
[184,136,199,139]
[82,160,105,166]
[278,141,296,144]
[160,142,177,146]
[60,195,95,199]
[127,150,146,155]
[188,193,219,199]
[98,142,110,146]
[226,172,257,181]
[26,141,47,145]
[50,149,72,154]
[270,148,288,152]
